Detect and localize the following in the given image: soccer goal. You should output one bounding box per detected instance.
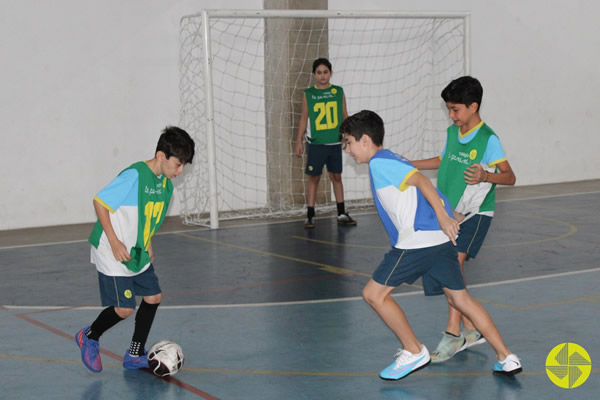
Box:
[179,9,470,228]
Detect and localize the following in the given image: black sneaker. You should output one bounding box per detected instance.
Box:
[337,213,357,226]
[304,217,315,229]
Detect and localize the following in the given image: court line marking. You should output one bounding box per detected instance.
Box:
[4,267,599,311]
[291,213,578,250]
[1,190,597,250]
[1,354,598,378]
[11,311,221,400]
[174,232,372,278]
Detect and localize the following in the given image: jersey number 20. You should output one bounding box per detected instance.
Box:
[313,101,338,130]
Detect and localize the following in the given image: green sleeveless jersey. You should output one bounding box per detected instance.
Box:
[89,161,173,273]
[304,85,344,145]
[437,123,497,213]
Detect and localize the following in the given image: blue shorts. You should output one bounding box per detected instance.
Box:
[97,264,161,309]
[457,214,492,260]
[305,143,343,176]
[372,241,465,296]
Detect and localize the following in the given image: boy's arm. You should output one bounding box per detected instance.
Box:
[93,199,132,262]
[464,160,516,186]
[410,157,441,170]
[406,171,459,245]
[295,95,309,157]
[342,94,348,121]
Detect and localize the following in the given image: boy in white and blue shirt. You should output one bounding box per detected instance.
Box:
[339,110,522,380]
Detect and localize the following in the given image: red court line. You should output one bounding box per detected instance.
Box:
[14,310,220,400]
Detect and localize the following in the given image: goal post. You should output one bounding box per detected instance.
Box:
[179,9,471,228]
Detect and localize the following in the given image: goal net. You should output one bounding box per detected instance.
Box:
[179,10,470,228]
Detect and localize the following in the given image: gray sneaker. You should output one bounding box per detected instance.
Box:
[462,328,486,349]
[430,332,466,363]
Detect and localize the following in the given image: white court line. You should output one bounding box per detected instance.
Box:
[4,266,599,311]
[2,190,598,251]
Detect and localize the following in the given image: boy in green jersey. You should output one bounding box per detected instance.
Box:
[412,76,516,362]
[75,126,195,373]
[295,58,356,228]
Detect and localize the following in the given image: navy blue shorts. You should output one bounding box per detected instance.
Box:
[98,264,161,309]
[372,241,465,296]
[305,143,343,176]
[457,214,492,260]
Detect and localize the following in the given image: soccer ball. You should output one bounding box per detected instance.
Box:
[148,340,185,377]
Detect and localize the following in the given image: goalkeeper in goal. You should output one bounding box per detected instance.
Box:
[295,58,357,229]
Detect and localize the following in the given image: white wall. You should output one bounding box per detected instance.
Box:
[331,0,600,188]
[0,0,262,230]
[1,0,598,230]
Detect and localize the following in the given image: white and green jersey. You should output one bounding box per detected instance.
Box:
[437,122,507,216]
[89,161,173,276]
[304,84,344,145]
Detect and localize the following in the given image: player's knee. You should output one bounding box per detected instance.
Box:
[329,173,342,183]
[115,307,135,319]
[362,285,382,306]
[144,293,162,304]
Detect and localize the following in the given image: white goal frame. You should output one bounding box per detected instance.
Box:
[180,9,471,229]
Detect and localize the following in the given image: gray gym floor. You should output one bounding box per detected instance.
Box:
[1,180,598,399]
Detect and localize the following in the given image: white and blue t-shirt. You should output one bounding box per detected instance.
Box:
[369,149,454,249]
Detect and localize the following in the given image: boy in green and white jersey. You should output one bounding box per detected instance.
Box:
[75,126,195,373]
[412,76,516,362]
[295,58,356,228]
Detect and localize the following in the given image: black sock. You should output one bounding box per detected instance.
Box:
[336,202,345,216]
[87,307,124,341]
[307,207,315,219]
[129,300,160,356]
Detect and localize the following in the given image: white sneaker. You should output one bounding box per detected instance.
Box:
[379,345,430,380]
[493,354,522,375]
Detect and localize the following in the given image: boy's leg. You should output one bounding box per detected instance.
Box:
[124,267,162,369]
[363,279,421,352]
[76,272,135,373]
[363,279,430,380]
[444,288,522,372]
[304,175,320,228]
[444,288,509,357]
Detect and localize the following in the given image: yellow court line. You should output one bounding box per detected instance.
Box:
[0,354,121,368]
[292,235,387,249]
[293,215,577,250]
[176,232,371,278]
[3,354,598,378]
[483,214,577,248]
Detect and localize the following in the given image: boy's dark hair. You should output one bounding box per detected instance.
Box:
[156,126,195,164]
[441,76,483,112]
[312,58,332,73]
[339,110,385,146]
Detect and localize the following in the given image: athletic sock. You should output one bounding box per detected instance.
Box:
[129,300,160,356]
[87,306,124,341]
[336,202,346,216]
[307,206,315,219]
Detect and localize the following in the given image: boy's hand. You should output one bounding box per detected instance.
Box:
[464,163,487,185]
[108,238,132,262]
[295,141,304,157]
[452,210,465,223]
[439,214,460,246]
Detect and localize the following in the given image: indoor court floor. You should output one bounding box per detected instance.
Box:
[1,180,599,400]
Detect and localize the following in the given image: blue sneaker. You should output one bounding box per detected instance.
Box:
[493,354,522,376]
[379,345,430,380]
[123,350,149,369]
[75,326,102,373]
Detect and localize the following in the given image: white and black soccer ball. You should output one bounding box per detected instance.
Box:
[148,340,185,377]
